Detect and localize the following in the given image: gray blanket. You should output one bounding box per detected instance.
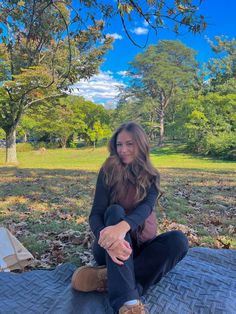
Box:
[0,247,236,314]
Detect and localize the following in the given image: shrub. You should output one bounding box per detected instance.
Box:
[205,132,236,159]
[67,141,77,148]
[186,132,236,160]
[16,142,33,152]
[33,141,60,149]
[227,149,236,160]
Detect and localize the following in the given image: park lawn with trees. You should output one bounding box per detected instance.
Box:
[0,0,207,164]
[0,145,235,268]
[1,145,236,170]
[0,0,114,163]
[0,0,235,270]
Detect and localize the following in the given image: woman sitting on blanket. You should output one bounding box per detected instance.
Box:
[71,121,188,314]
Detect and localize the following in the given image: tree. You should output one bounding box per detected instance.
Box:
[164,88,191,140]
[0,0,112,163]
[115,0,207,47]
[22,97,87,148]
[19,95,112,148]
[74,98,112,146]
[122,40,198,146]
[17,114,38,143]
[207,36,236,88]
[182,93,236,158]
[0,127,5,139]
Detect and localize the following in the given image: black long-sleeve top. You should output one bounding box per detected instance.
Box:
[89,168,159,240]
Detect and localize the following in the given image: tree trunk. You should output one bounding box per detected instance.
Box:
[60,136,67,148]
[5,127,18,164]
[158,112,164,146]
[22,133,28,143]
[23,133,27,142]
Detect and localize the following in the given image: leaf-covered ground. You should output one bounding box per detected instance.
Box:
[0,166,235,270]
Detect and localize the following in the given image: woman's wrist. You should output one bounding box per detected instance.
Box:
[117,220,131,233]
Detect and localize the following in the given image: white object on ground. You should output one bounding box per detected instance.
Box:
[0,227,34,272]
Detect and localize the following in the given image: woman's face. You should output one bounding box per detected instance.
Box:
[116,130,138,164]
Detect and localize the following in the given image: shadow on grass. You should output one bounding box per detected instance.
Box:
[0,167,100,232]
[0,167,102,267]
[0,167,235,206]
[0,166,236,262]
[0,167,234,220]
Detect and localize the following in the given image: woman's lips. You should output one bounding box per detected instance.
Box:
[120,155,132,162]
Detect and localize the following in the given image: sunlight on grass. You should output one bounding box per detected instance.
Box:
[0,147,107,170]
[0,145,236,171]
[151,153,236,170]
[0,145,235,260]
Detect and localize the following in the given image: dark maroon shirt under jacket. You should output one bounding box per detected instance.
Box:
[89,168,159,240]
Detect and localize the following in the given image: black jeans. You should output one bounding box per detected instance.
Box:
[92,205,189,312]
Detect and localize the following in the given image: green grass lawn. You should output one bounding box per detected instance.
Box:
[0,145,235,269]
[0,145,236,170]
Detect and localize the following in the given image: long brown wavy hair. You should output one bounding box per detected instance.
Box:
[102,122,160,204]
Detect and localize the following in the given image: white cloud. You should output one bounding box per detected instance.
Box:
[143,20,149,27]
[117,70,128,77]
[133,74,142,79]
[131,27,148,35]
[70,71,125,108]
[117,71,142,79]
[106,33,123,40]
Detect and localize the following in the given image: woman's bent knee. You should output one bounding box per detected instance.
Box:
[104,204,125,225]
[163,230,188,258]
[170,230,189,256]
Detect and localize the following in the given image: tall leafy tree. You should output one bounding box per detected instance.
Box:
[122,40,198,146]
[0,0,112,163]
[75,98,112,147]
[23,97,87,148]
[19,96,112,148]
[207,36,236,89]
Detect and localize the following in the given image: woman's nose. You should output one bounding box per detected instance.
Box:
[120,145,127,153]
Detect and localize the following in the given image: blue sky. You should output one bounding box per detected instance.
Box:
[72,0,236,108]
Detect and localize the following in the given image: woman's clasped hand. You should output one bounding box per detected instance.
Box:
[98,222,132,265]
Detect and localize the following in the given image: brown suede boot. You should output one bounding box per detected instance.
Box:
[71,265,107,292]
[119,301,148,314]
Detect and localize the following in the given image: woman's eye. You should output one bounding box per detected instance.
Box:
[127,142,133,146]
[116,143,121,147]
